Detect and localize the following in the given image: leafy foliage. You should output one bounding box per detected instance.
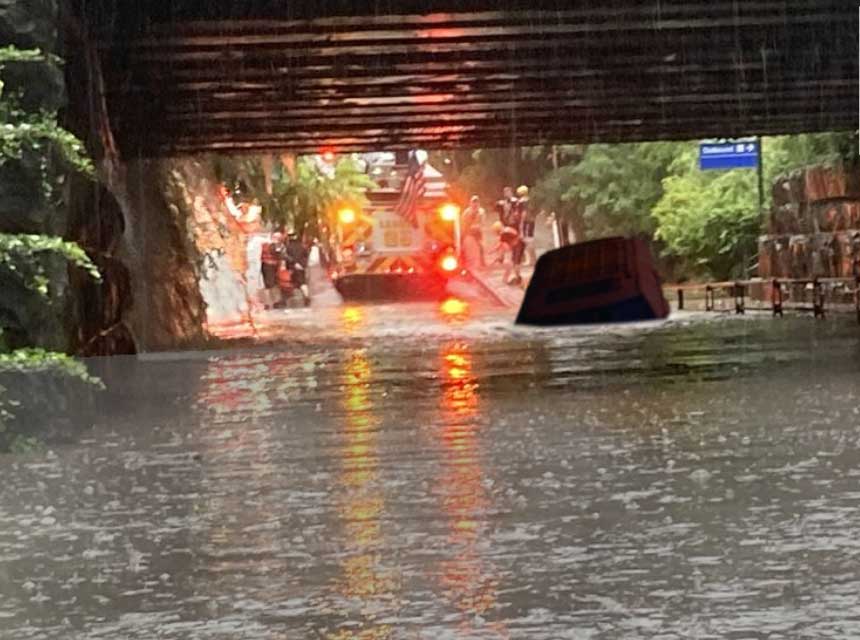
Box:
[214,154,376,237]
[652,146,760,278]
[432,146,562,205]
[765,133,854,178]
[0,109,94,177]
[0,348,104,388]
[0,46,102,452]
[0,47,93,184]
[531,143,680,238]
[0,46,99,298]
[0,46,61,66]
[444,133,854,279]
[652,134,855,279]
[0,232,100,296]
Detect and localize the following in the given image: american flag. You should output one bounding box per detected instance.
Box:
[394,151,426,228]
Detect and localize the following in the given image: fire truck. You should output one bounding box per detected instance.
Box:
[326,152,463,301]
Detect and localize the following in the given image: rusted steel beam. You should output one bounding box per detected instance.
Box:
[103,56,800,86]
[105,56,829,95]
[111,13,836,57]
[109,32,838,73]
[85,0,856,155]
[132,112,856,152]
[139,107,856,141]
[116,79,856,110]
[90,2,846,36]
[120,108,859,145]
[98,0,858,21]
[145,122,818,151]
[134,117,854,157]
[118,93,858,128]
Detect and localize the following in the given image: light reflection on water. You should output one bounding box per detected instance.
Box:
[332,349,396,640]
[436,342,507,638]
[0,314,859,638]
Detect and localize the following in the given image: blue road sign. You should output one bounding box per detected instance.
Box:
[699,140,759,170]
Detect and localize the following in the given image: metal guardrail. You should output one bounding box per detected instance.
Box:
[670,277,860,324]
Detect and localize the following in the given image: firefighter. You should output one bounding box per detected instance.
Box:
[495,186,518,227]
[491,221,525,286]
[516,185,537,266]
[260,231,286,310]
[284,227,311,307]
[461,195,486,268]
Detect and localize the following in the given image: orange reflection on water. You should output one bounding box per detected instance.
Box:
[442,344,480,419]
[329,349,396,640]
[440,297,470,321]
[342,306,367,335]
[436,343,507,636]
[327,627,393,640]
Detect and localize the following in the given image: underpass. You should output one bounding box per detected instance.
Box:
[2,3,860,638]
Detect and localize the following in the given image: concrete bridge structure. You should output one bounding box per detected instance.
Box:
[75,1,857,158]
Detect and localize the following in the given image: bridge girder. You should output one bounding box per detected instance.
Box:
[83,1,858,157]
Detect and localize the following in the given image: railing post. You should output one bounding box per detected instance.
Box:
[677,288,684,311]
[771,279,783,317]
[734,282,746,315]
[813,279,826,319]
[855,276,860,325]
[705,285,714,312]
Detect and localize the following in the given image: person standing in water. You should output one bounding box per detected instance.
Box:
[490,221,525,286]
[260,231,286,310]
[516,185,538,266]
[284,227,311,307]
[461,195,487,268]
[495,186,518,227]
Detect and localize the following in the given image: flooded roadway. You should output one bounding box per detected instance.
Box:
[2,303,860,639]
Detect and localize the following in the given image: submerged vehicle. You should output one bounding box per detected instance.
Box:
[516,236,670,325]
[326,152,463,302]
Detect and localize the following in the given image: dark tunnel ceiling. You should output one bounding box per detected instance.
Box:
[86,1,858,157]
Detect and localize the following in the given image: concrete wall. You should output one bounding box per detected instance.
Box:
[56,9,257,354]
[162,159,255,333]
[115,158,256,352]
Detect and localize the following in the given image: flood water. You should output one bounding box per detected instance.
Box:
[2,305,860,639]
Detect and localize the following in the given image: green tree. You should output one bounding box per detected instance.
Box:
[765,132,854,178]
[653,133,855,279]
[434,133,854,280]
[652,146,759,279]
[547,142,682,238]
[213,154,376,237]
[431,146,560,205]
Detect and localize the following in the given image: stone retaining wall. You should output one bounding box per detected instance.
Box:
[759,164,860,281]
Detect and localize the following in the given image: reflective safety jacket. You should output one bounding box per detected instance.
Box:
[261,241,285,266]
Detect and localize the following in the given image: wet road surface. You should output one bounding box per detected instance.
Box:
[2,303,860,639]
